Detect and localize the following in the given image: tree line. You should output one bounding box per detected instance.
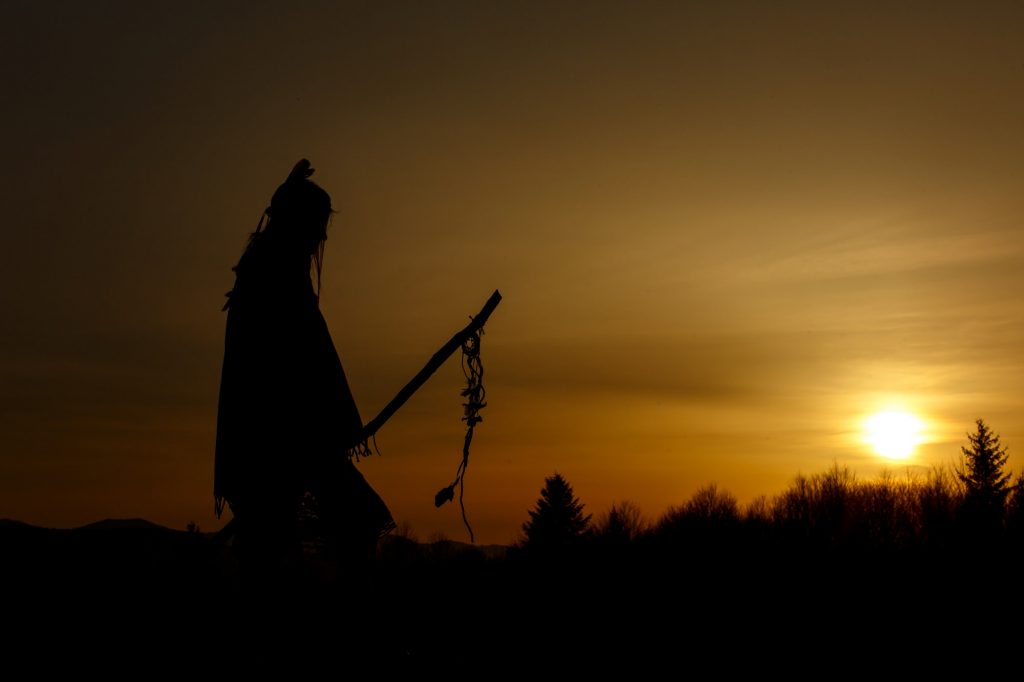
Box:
[369,419,1024,667]
[517,418,1024,557]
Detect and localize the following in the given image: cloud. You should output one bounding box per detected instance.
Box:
[732,220,1023,286]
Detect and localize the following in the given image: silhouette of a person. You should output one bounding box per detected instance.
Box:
[214,159,394,581]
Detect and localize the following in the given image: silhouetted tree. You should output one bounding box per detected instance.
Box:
[915,466,961,549]
[654,483,740,552]
[1005,473,1024,541]
[521,473,591,552]
[957,419,1011,534]
[594,500,647,546]
[683,482,740,522]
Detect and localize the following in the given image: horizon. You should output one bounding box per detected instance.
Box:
[1,432,1013,546]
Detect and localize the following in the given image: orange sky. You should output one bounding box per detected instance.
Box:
[2,2,1023,544]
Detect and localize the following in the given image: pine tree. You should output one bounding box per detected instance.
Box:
[521,473,592,552]
[956,419,1011,533]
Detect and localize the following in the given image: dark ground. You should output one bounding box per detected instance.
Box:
[1,519,1018,675]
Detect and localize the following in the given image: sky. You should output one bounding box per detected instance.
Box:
[2,1,1023,544]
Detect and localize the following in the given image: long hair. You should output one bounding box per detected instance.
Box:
[311,227,327,300]
[235,160,334,300]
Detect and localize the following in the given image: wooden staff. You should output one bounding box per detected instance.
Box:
[354,289,502,446]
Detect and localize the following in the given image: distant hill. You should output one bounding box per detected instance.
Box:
[0,517,174,532]
[0,517,220,603]
[0,517,225,540]
[382,532,509,561]
[1,518,511,549]
[77,518,171,531]
[0,518,38,529]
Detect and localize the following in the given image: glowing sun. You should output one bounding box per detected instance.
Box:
[864,411,924,460]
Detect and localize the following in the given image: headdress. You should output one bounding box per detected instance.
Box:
[253,158,324,234]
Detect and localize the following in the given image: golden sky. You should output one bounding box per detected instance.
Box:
[2,2,1023,544]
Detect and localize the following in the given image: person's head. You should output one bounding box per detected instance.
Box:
[245,159,334,297]
[263,159,333,257]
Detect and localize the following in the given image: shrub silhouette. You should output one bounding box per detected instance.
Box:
[653,483,740,556]
[771,466,861,548]
[912,467,961,549]
[593,500,648,548]
[1004,475,1024,550]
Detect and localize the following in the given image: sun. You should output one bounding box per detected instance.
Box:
[864,410,924,460]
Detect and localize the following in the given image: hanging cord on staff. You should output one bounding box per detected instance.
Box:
[432,324,486,543]
[347,290,502,542]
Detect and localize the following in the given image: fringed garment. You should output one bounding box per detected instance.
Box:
[214,234,395,549]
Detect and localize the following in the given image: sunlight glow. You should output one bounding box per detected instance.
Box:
[864,411,924,460]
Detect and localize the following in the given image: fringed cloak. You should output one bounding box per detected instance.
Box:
[214,235,394,541]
